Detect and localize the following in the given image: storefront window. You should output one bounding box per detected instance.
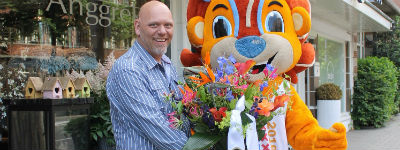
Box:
[317,36,346,112]
[0,0,170,147]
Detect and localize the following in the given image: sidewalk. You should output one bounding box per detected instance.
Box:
[347,114,400,150]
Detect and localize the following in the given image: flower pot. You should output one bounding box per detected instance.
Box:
[317,100,341,129]
[98,137,116,150]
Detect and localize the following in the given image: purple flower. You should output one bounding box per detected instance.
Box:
[266,64,274,71]
[254,112,259,119]
[225,64,235,75]
[216,68,224,81]
[225,90,234,101]
[217,56,227,70]
[260,81,269,91]
[202,111,215,129]
[228,54,236,64]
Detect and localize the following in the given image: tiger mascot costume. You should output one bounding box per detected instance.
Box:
[180,0,347,150]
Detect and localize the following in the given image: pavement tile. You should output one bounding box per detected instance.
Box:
[347,114,400,150]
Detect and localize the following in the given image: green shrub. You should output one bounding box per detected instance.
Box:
[351,57,398,129]
[373,16,400,115]
[316,83,342,100]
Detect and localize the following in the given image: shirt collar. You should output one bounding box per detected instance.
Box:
[134,41,172,70]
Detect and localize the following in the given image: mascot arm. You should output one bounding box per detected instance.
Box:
[286,86,347,150]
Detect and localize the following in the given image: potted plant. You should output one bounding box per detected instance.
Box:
[89,89,115,150]
[316,83,342,129]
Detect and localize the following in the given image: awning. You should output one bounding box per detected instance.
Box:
[310,0,393,32]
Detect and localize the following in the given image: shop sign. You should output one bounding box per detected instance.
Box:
[45,0,133,27]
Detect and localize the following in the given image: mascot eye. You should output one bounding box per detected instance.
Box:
[212,16,232,38]
[265,11,284,32]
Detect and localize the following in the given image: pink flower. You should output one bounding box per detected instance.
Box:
[182,90,196,104]
[167,111,182,129]
[189,106,203,117]
[179,85,197,105]
[269,68,278,79]
[236,84,248,90]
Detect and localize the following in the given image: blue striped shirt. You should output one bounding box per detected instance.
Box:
[106,41,189,150]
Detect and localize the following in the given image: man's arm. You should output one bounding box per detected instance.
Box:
[109,68,188,150]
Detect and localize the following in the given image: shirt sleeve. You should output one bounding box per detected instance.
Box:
[110,68,188,150]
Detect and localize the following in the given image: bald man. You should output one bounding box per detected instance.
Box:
[106,1,189,149]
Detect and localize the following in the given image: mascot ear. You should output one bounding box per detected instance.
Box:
[187,16,205,47]
[292,7,311,36]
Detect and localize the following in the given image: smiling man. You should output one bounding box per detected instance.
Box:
[106,1,190,150]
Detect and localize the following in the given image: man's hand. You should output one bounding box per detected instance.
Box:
[314,123,348,150]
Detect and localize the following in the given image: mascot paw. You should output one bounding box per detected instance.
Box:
[314,123,347,150]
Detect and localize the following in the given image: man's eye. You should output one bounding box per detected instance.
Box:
[149,24,157,28]
[165,24,173,28]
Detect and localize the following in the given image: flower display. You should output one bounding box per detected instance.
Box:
[166,54,292,150]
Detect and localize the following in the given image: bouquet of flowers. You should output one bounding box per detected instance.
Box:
[165,54,292,150]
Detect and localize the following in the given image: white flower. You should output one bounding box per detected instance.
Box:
[8,79,15,85]
[0,64,3,70]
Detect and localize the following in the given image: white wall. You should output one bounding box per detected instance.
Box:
[310,17,354,131]
[170,0,191,80]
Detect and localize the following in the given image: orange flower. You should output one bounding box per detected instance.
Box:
[179,84,194,95]
[191,128,195,136]
[209,107,227,122]
[272,94,290,111]
[206,66,215,82]
[256,100,274,117]
[188,72,212,87]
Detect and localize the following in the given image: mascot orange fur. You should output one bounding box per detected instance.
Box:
[180,0,347,150]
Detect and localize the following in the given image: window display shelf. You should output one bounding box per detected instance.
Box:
[3,98,93,150]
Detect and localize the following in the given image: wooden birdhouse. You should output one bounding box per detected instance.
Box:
[42,77,63,99]
[74,78,91,98]
[25,77,43,99]
[59,77,76,98]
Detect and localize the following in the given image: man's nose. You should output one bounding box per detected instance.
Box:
[158,26,167,34]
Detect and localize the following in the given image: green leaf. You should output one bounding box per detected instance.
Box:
[198,86,207,102]
[97,131,104,138]
[194,123,208,133]
[92,133,98,141]
[171,101,176,109]
[177,101,183,114]
[257,129,265,141]
[245,100,253,110]
[212,83,231,88]
[182,133,222,150]
[240,111,252,127]
[182,66,206,74]
[229,98,238,110]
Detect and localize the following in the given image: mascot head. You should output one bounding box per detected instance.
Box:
[181,0,315,83]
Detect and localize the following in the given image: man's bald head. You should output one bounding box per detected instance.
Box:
[134,1,174,62]
[138,1,171,20]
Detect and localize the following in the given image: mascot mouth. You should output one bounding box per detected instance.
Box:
[250,52,277,74]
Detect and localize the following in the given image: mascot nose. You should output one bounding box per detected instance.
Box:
[235,36,266,58]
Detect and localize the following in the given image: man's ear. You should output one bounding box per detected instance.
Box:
[134,19,140,36]
[187,16,204,47]
[292,7,311,36]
